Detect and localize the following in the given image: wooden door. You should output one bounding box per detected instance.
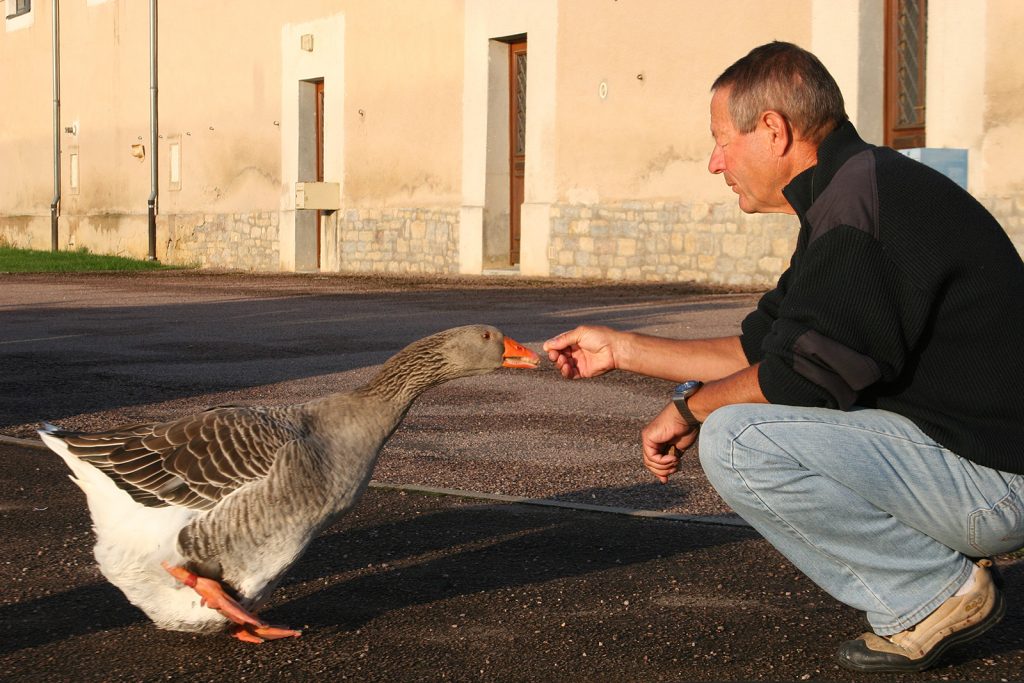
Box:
[315,80,325,268]
[884,0,927,148]
[509,40,527,265]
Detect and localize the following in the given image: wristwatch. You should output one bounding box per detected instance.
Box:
[671,380,704,429]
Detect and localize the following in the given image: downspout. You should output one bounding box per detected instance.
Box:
[50,0,60,251]
[146,0,158,260]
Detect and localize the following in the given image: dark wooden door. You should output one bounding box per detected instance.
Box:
[509,40,527,266]
[315,80,325,268]
[884,0,927,148]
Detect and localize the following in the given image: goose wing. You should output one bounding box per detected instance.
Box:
[47,406,305,511]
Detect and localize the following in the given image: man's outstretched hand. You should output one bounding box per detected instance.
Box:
[543,325,619,379]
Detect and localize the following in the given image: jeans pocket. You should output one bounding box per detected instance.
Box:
[969,475,1024,556]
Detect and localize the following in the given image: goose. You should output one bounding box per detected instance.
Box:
[39,324,540,643]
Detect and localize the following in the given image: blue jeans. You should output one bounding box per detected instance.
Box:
[699,404,1024,635]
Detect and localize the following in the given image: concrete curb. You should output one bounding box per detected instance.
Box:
[2,432,750,529]
[1,433,47,450]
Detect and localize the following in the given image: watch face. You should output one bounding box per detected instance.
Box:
[673,380,703,399]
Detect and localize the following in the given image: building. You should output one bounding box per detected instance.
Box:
[2,0,1022,286]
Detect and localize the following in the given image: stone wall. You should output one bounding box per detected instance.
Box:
[3,195,1021,286]
[548,201,797,286]
[163,212,279,270]
[547,196,1024,287]
[322,207,460,274]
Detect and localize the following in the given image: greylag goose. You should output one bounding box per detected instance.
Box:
[39,324,539,643]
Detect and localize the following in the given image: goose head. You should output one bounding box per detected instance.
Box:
[425,324,541,378]
[370,324,540,397]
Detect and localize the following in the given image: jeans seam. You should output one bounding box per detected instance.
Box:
[968,482,1022,555]
[743,414,940,450]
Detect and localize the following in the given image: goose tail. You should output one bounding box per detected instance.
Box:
[37,422,216,631]
[37,424,150,531]
[38,424,92,488]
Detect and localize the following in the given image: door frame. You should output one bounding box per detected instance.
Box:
[315,79,325,269]
[508,39,527,266]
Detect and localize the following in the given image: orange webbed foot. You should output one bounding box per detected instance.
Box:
[161,561,268,630]
[231,624,302,643]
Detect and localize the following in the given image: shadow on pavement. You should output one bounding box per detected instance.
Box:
[0,273,754,436]
[0,481,757,655]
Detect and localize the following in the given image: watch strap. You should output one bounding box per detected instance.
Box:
[672,381,703,429]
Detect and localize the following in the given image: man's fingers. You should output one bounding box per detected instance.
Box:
[644,445,678,465]
[645,461,677,483]
[643,445,681,483]
[552,355,576,378]
[647,450,679,479]
[543,330,577,353]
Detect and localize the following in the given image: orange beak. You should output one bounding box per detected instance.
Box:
[502,336,540,369]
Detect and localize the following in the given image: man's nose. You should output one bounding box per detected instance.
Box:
[708,145,725,174]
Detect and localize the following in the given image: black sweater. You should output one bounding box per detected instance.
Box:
[740,122,1024,475]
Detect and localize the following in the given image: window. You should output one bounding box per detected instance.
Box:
[69,148,80,195]
[885,0,927,148]
[168,139,182,191]
[6,0,31,19]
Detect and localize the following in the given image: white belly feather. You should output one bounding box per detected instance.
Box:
[42,432,229,633]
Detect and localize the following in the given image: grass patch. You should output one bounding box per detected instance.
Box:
[0,246,177,273]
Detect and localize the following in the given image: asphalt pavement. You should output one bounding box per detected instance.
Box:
[1,271,1021,682]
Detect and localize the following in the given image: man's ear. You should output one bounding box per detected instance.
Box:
[761,110,792,156]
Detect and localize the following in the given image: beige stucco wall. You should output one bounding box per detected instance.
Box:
[159,3,288,217]
[924,0,1024,249]
[979,0,1024,198]
[2,0,1022,280]
[0,1,470,269]
[811,0,885,145]
[540,1,815,284]
[1,0,291,259]
[342,1,463,207]
[0,0,61,249]
[981,0,1024,249]
[553,1,813,205]
[318,0,465,275]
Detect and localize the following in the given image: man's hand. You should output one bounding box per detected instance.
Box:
[543,325,619,379]
[641,402,699,483]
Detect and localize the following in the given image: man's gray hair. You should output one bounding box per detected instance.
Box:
[712,41,848,144]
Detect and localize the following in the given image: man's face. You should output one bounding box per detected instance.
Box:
[708,87,793,214]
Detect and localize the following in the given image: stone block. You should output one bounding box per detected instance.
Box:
[722,233,747,258]
[758,256,783,274]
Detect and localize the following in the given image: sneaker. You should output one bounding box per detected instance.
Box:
[836,558,1006,673]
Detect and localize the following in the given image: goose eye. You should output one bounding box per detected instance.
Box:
[481,331,491,340]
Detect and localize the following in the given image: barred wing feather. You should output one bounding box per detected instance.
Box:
[51,406,304,511]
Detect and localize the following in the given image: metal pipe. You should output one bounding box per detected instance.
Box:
[146,0,158,261]
[50,0,60,251]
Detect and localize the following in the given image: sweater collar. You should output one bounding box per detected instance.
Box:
[783,120,873,215]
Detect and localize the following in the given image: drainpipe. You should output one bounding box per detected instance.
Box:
[146,0,158,261]
[50,0,60,251]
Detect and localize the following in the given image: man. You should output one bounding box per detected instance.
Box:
[544,41,1024,673]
